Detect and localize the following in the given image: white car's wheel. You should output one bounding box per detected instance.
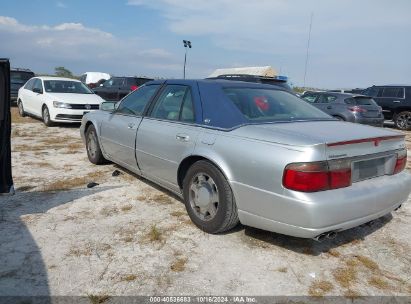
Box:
[42,106,54,127]
[17,99,26,117]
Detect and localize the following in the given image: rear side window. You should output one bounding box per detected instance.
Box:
[150,85,194,122]
[317,94,337,103]
[382,87,405,98]
[103,77,124,87]
[344,97,377,106]
[116,85,160,115]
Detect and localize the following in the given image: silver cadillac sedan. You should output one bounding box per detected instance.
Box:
[80,80,411,240]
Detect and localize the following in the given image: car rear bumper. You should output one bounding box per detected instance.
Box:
[231,171,411,238]
[354,116,385,127]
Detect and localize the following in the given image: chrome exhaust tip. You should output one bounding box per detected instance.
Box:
[313,233,327,242]
[327,231,337,239]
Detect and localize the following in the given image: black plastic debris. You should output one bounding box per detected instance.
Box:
[87,182,99,188]
[112,170,122,177]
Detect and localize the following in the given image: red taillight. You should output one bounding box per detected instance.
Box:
[349,106,367,113]
[130,85,138,91]
[283,161,352,192]
[393,150,407,174]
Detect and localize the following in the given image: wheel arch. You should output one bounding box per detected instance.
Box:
[177,154,233,190]
[393,107,411,115]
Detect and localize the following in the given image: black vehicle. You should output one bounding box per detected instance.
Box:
[207,74,293,92]
[300,91,384,127]
[93,76,154,101]
[0,58,14,194]
[10,68,35,102]
[362,85,411,130]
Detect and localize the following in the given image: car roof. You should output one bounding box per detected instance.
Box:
[372,84,411,87]
[318,92,370,98]
[36,76,81,82]
[144,79,288,90]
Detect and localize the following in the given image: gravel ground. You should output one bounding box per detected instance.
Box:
[1,108,411,298]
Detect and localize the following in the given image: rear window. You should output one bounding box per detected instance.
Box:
[223,88,331,122]
[344,97,377,106]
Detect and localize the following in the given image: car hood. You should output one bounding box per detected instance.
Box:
[231,121,402,146]
[47,93,104,104]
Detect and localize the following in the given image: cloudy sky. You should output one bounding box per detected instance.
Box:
[0,0,410,88]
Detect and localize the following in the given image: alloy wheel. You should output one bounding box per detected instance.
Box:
[189,173,219,221]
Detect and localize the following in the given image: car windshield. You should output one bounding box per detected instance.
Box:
[44,80,93,94]
[223,88,333,122]
[11,72,33,84]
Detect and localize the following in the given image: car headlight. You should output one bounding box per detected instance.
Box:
[53,101,71,109]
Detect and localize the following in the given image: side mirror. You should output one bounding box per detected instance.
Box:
[32,88,42,94]
[100,101,117,112]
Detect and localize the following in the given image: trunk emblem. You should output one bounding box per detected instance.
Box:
[85,104,91,110]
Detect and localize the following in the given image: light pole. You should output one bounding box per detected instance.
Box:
[183,40,192,79]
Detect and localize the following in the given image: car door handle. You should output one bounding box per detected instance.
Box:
[176,134,190,142]
[127,123,135,129]
[393,100,401,103]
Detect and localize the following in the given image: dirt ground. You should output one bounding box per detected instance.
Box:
[1,107,411,298]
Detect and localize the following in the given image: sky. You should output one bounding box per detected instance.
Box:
[0,0,410,89]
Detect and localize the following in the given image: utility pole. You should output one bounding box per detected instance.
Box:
[303,13,313,88]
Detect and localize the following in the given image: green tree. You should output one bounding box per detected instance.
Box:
[54,66,74,78]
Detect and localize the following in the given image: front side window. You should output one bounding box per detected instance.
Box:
[24,78,35,90]
[44,80,93,94]
[33,79,43,93]
[116,85,160,116]
[150,85,194,122]
[301,93,317,103]
[223,88,331,122]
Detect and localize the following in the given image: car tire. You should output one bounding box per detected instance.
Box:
[42,106,54,127]
[394,111,411,130]
[85,124,106,165]
[17,99,26,117]
[183,160,239,234]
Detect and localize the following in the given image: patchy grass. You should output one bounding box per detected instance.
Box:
[148,225,162,242]
[41,171,106,192]
[344,289,362,299]
[137,190,175,205]
[355,255,379,271]
[170,210,187,217]
[119,274,137,282]
[368,276,390,290]
[276,267,288,273]
[333,267,357,288]
[170,257,188,272]
[100,206,119,217]
[308,280,334,297]
[10,107,39,124]
[87,294,110,304]
[68,243,93,257]
[120,204,133,212]
[123,236,134,243]
[327,249,341,258]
